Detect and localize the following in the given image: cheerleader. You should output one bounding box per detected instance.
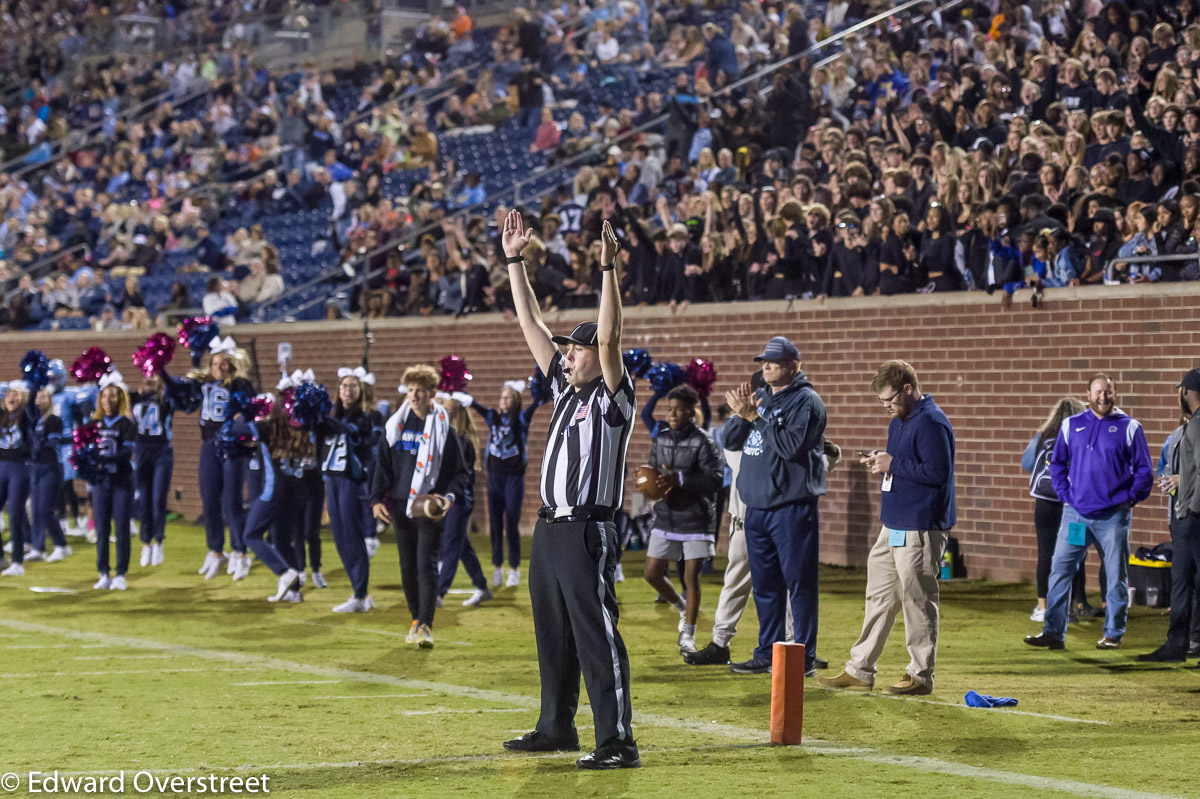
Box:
[437,397,491,607]
[450,380,545,589]
[234,404,310,603]
[322,367,383,613]
[91,372,136,590]
[28,388,69,563]
[296,450,326,588]
[371,365,470,649]
[49,362,95,539]
[172,336,255,580]
[130,374,174,567]
[0,382,38,576]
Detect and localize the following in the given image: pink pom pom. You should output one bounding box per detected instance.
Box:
[132,333,176,378]
[250,395,274,422]
[73,421,102,449]
[438,355,472,392]
[685,358,718,399]
[70,347,113,384]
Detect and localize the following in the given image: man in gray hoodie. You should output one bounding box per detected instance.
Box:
[722,336,827,675]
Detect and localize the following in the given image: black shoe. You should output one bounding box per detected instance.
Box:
[730,657,772,674]
[577,742,641,770]
[701,557,714,574]
[1076,603,1104,619]
[503,730,580,753]
[1188,642,1200,657]
[1023,633,1065,650]
[1137,645,1185,662]
[684,641,731,665]
[815,656,828,669]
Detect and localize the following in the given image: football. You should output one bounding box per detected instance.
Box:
[635,465,667,501]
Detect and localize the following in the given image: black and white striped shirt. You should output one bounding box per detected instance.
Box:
[539,350,636,511]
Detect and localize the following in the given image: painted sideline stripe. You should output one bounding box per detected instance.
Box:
[399,708,525,717]
[276,618,474,645]
[0,667,258,678]
[311,694,429,700]
[233,680,342,687]
[0,618,1182,799]
[815,686,1109,725]
[73,654,177,661]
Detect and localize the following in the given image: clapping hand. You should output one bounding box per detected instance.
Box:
[724,382,759,420]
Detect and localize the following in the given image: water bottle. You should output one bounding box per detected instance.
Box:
[940,551,952,581]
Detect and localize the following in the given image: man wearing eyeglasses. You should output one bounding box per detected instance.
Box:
[819,360,955,696]
[721,336,827,676]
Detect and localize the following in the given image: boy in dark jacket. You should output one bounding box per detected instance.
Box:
[642,384,723,654]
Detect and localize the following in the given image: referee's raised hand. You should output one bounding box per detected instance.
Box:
[600,219,619,266]
[502,209,533,257]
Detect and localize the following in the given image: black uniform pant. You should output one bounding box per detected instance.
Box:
[394,512,442,627]
[1167,512,1200,653]
[529,518,634,749]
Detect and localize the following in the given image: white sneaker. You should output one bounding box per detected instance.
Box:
[270,568,300,602]
[298,571,307,587]
[364,536,380,559]
[678,631,697,653]
[226,552,238,575]
[198,552,216,575]
[2,540,10,554]
[109,575,127,591]
[614,563,625,583]
[505,568,520,588]
[491,567,503,588]
[204,553,228,580]
[151,543,163,566]
[279,589,303,603]
[85,528,97,544]
[25,549,45,562]
[93,574,111,590]
[1030,606,1046,623]
[232,555,251,581]
[332,596,373,613]
[463,587,493,607]
[140,545,152,567]
[312,571,328,589]
[1,562,25,576]
[46,546,71,563]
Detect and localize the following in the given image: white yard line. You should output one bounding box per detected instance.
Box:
[0,618,1183,799]
[275,617,474,646]
[233,680,343,687]
[398,708,525,717]
[814,686,1109,725]
[311,694,429,700]
[0,667,259,678]
[72,654,177,661]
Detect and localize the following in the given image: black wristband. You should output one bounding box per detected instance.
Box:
[505,255,524,264]
[600,263,615,271]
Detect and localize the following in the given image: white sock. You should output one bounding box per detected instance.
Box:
[682,624,696,636]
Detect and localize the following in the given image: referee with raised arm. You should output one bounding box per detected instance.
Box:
[499,210,640,770]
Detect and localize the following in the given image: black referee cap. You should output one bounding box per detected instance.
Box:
[552,321,598,347]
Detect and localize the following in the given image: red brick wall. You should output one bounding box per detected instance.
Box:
[6,283,1197,583]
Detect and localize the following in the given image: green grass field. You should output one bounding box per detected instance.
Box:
[1,522,1197,799]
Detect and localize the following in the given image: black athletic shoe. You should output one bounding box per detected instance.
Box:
[683,641,731,665]
[577,741,641,770]
[729,657,772,674]
[814,657,828,669]
[503,731,580,753]
[1023,633,1065,650]
[1137,645,1186,662]
[1188,642,1200,658]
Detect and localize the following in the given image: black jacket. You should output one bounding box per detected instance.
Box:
[649,423,723,537]
[369,417,470,517]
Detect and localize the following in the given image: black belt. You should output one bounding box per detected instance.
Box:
[538,506,615,524]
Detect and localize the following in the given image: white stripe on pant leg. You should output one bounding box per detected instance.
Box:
[594,521,626,741]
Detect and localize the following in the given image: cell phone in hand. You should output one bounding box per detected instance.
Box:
[857,450,872,459]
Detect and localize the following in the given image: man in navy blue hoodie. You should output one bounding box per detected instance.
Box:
[1025,373,1153,651]
[722,336,826,676]
[819,360,955,696]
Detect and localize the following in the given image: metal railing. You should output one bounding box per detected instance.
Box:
[1105,252,1200,282]
[258,0,959,322]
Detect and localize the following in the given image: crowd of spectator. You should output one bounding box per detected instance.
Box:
[4,0,1200,332]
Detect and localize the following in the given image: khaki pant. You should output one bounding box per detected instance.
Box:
[845,527,947,689]
[710,518,793,647]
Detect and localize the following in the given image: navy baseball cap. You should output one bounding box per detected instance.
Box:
[1179,368,1200,392]
[753,336,801,362]
[552,321,598,347]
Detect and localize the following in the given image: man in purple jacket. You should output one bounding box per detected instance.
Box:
[1025,374,1154,651]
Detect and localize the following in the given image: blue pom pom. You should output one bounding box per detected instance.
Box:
[648,361,686,394]
[21,350,51,392]
[622,348,652,379]
[228,390,254,419]
[528,364,552,405]
[46,360,66,393]
[216,419,255,459]
[168,379,203,414]
[288,382,332,429]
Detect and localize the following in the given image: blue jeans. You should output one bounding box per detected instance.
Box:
[1042,504,1131,641]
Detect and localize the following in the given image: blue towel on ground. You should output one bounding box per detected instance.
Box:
[964,690,1018,708]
